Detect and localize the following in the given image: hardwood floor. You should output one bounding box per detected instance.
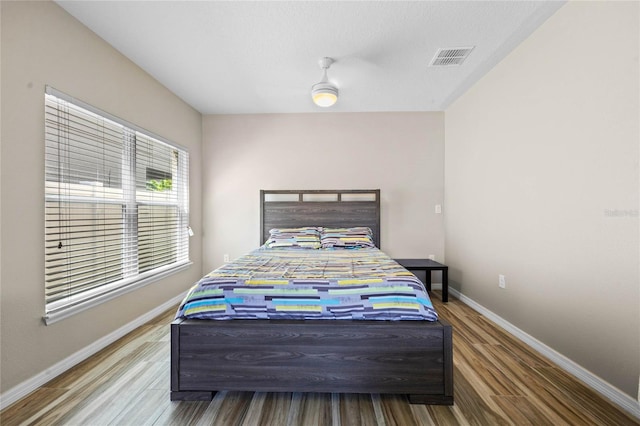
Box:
[1,292,637,425]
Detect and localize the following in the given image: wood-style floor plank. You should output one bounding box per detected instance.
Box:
[1,291,637,426]
[448,367,509,426]
[297,392,332,425]
[379,394,419,426]
[339,393,377,426]
[491,395,554,426]
[254,391,292,425]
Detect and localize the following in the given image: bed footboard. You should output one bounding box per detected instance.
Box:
[171,318,453,405]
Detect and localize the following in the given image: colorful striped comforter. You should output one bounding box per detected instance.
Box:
[177,248,438,321]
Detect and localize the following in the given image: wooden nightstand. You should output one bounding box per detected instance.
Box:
[394,258,449,303]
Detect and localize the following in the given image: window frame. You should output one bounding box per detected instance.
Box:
[43,86,191,325]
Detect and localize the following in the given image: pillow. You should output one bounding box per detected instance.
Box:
[265,227,321,249]
[320,227,376,249]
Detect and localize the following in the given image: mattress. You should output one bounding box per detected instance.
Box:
[176,247,438,321]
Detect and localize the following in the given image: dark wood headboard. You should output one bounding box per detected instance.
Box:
[260,189,381,248]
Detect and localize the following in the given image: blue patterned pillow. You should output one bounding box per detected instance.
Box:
[320,227,375,249]
[265,227,321,249]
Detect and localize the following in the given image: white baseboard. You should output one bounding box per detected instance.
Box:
[0,292,186,411]
[449,287,640,420]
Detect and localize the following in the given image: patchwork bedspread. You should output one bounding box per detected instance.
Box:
[176,248,438,321]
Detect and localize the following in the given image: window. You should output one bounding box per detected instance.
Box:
[44,87,190,324]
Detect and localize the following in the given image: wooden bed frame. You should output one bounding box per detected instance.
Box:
[171,189,453,405]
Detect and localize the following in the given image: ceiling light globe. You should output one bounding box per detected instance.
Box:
[311,83,339,107]
[313,92,338,107]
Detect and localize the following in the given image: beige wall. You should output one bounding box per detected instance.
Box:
[202,112,444,273]
[445,1,639,398]
[0,1,202,393]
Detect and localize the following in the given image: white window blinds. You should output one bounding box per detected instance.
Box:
[44,87,190,324]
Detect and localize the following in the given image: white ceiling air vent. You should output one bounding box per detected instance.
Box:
[429,47,475,66]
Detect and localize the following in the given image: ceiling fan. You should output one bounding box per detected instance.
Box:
[311,57,339,107]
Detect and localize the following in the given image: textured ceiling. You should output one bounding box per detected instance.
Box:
[56,1,565,114]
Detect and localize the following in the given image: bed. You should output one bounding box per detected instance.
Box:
[170,189,453,405]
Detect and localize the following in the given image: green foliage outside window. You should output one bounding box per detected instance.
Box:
[146,178,173,191]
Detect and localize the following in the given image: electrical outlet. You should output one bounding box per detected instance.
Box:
[224,254,229,263]
[498,274,506,289]
[428,254,435,260]
[435,204,442,214]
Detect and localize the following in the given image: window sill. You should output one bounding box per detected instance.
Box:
[43,260,192,325]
